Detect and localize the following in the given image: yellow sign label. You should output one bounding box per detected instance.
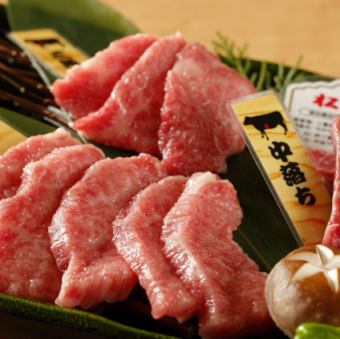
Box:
[231,90,332,245]
[0,121,26,155]
[9,29,87,77]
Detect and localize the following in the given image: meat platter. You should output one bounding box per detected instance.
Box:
[0,1,338,339]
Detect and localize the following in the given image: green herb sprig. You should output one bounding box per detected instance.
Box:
[213,32,310,94]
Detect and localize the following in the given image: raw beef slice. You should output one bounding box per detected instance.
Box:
[0,145,104,302]
[162,172,272,338]
[323,116,340,247]
[308,149,335,190]
[51,34,157,119]
[73,34,185,155]
[0,128,79,200]
[159,43,255,175]
[49,154,165,308]
[113,176,197,322]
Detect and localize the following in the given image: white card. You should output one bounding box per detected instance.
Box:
[284,79,340,152]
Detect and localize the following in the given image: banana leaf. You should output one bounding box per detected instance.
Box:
[0,0,328,338]
[0,293,177,339]
[7,0,139,55]
[0,107,55,136]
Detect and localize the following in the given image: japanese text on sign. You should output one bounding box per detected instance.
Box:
[231,90,332,245]
[9,29,88,77]
[268,141,316,205]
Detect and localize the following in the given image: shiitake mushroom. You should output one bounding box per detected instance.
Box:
[265,244,340,338]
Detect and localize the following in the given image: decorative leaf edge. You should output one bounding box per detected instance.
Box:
[0,293,177,339]
[7,0,139,39]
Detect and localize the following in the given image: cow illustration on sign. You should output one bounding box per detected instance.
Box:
[25,38,64,47]
[24,37,78,68]
[243,111,288,140]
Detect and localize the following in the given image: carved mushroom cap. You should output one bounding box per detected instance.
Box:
[265,244,340,338]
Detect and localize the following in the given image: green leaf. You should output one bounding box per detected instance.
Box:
[295,323,340,339]
[224,150,301,272]
[0,293,176,339]
[0,107,56,136]
[7,0,139,56]
[213,33,334,94]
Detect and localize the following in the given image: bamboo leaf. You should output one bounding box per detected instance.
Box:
[0,106,55,136]
[7,0,138,55]
[0,293,177,339]
[224,150,301,271]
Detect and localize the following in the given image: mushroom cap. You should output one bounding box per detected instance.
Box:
[265,244,340,337]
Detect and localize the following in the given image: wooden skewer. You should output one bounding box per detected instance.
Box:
[0,65,51,95]
[0,90,67,125]
[0,61,42,79]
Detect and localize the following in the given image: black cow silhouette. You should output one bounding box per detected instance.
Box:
[243,111,288,140]
[25,38,64,47]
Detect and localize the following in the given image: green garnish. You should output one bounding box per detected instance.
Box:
[295,323,340,339]
[213,32,308,94]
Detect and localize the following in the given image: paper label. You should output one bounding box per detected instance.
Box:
[230,90,331,245]
[284,79,340,152]
[9,29,87,77]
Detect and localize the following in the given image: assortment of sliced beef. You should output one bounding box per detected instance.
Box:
[3,30,338,338]
[39,28,340,339]
[52,32,336,181]
[0,128,271,338]
[2,31,339,339]
[0,32,295,337]
[53,33,254,174]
